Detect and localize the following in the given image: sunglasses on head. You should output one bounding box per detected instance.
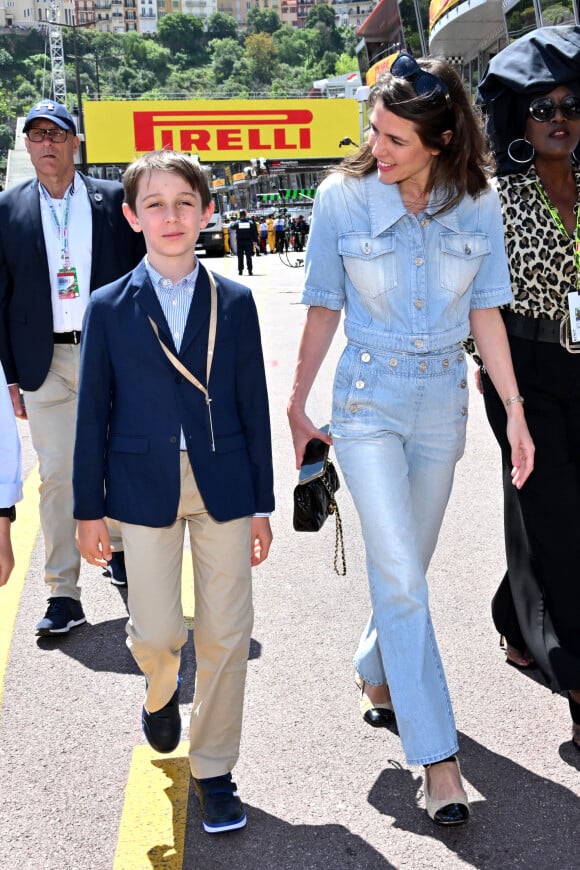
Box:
[390,51,452,109]
[528,95,580,123]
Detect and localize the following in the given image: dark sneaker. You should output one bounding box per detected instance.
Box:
[103,551,127,586]
[192,773,247,834]
[36,597,86,636]
[142,681,181,753]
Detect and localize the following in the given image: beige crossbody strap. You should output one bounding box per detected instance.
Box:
[148,270,218,451]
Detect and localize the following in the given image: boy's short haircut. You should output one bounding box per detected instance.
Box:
[123,150,212,212]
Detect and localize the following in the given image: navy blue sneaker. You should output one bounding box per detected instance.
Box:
[103,550,127,586]
[36,597,86,636]
[142,681,181,753]
[192,773,247,834]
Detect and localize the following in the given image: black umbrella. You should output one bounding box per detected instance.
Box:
[475,25,580,173]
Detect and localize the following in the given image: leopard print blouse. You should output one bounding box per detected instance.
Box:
[495,166,580,320]
[464,166,580,364]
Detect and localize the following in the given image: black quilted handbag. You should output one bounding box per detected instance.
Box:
[293,459,346,575]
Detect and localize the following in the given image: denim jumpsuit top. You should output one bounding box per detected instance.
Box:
[303,171,513,765]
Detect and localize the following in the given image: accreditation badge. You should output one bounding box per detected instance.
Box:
[57,267,80,300]
[567,290,580,344]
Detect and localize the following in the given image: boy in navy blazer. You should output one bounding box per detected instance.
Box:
[73,151,274,835]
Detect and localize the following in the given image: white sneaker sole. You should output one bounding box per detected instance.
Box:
[202,812,247,834]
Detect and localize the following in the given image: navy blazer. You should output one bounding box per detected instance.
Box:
[0,174,145,390]
[73,261,275,526]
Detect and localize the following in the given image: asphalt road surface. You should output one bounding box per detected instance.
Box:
[1,249,578,870]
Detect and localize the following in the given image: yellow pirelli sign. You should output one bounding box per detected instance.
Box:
[84,99,360,163]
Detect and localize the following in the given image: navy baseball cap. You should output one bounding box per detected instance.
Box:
[23,100,76,134]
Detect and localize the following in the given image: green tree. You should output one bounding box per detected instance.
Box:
[272,25,316,68]
[123,33,171,81]
[0,85,11,123]
[211,38,245,85]
[0,48,13,68]
[0,123,13,152]
[338,25,358,57]
[13,81,38,115]
[205,12,239,43]
[244,33,278,86]
[157,13,205,58]
[246,8,282,35]
[163,65,216,98]
[271,63,317,96]
[335,53,358,76]
[214,76,251,99]
[304,4,343,55]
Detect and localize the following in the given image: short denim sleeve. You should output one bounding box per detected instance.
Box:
[469,187,513,310]
[302,178,346,311]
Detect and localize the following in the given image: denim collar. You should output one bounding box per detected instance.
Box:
[363,173,461,235]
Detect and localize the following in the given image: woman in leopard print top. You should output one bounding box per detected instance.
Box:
[477,64,580,753]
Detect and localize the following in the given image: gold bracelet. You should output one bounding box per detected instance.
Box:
[505,394,525,408]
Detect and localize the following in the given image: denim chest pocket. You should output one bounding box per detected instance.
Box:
[440,233,490,295]
[339,233,397,298]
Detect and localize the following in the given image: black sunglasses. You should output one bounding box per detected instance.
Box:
[528,95,580,123]
[26,127,70,143]
[390,51,452,109]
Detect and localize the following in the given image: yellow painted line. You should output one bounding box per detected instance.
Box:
[114,556,194,868]
[0,465,40,711]
[113,744,190,870]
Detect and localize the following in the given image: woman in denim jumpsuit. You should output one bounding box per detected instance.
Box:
[288,54,535,826]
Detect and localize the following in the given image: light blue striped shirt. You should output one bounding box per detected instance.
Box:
[145,256,199,353]
[146,257,199,450]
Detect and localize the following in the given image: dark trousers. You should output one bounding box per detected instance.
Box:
[237,242,253,275]
[482,334,580,689]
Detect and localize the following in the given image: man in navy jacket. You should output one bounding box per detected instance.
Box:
[0,100,145,635]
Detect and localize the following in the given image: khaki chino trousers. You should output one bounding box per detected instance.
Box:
[121,452,253,779]
[24,344,122,601]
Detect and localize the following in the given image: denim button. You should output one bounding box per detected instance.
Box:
[421,218,430,227]
[350,404,358,412]
[461,407,468,416]
[355,379,365,389]
[457,352,465,362]
[460,379,467,388]
[418,361,427,372]
[414,299,424,309]
[442,359,449,368]
[389,358,398,367]
[464,245,472,255]
[414,339,424,348]
[361,352,371,362]
[414,257,423,266]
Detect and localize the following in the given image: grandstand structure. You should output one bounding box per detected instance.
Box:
[356,0,579,94]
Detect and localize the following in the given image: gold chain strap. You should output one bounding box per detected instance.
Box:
[321,475,346,576]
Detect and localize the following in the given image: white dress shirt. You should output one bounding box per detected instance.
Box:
[39,172,92,333]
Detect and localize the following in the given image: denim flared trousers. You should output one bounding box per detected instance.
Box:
[332,342,468,765]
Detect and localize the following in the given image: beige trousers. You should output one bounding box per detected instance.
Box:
[24,344,122,600]
[121,452,253,779]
